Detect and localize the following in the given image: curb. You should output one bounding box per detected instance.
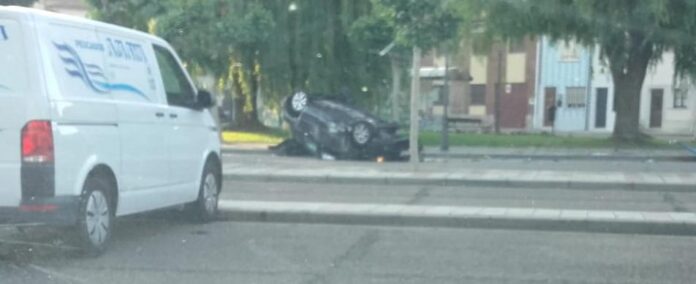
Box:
[222,171,696,192]
[218,201,696,236]
[221,148,695,162]
[425,153,696,162]
[222,148,269,155]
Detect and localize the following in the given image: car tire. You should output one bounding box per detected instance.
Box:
[187,162,220,223]
[285,92,308,118]
[351,121,373,147]
[76,176,113,257]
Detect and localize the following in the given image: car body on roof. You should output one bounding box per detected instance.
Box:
[282,92,410,160]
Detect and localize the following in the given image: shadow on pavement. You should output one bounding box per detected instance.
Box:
[0,209,206,265]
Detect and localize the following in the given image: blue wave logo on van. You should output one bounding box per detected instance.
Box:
[0,84,9,92]
[53,42,148,100]
[0,26,10,41]
[0,25,7,41]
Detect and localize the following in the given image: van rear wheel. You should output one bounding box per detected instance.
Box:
[76,177,113,256]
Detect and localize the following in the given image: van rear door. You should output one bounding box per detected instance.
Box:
[0,16,30,207]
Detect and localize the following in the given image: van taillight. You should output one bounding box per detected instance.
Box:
[21,120,56,198]
[21,120,54,163]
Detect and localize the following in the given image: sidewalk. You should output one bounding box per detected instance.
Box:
[223,156,696,191]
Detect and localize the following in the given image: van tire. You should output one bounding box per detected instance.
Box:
[187,162,220,223]
[76,177,113,257]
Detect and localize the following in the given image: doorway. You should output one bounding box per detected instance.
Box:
[543,87,556,127]
[649,89,663,128]
[595,88,608,128]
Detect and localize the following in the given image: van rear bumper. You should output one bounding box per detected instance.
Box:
[0,197,80,226]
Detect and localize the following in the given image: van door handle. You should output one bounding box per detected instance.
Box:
[169,113,178,119]
[155,112,165,118]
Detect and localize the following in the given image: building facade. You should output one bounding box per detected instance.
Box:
[534,38,593,132]
[419,37,538,131]
[535,36,696,136]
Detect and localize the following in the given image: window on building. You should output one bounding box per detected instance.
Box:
[470,85,486,105]
[508,38,525,54]
[566,87,587,108]
[558,41,580,62]
[674,88,688,108]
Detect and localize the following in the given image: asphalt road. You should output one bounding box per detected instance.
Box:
[221,180,696,213]
[2,219,696,284]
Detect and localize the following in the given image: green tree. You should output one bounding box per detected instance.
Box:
[349,0,407,121]
[467,0,696,142]
[279,1,378,102]
[0,0,36,6]
[380,0,461,162]
[260,0,392,121]
[156,0,274,129]
[85,0,412,129]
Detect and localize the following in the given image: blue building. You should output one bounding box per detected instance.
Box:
[534,37,593,132]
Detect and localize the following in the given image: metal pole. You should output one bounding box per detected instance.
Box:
[494,48,503,134]
[584,45,593,131]
[391,57,401,122]
[409,47,422,164]
[441,55,450,152]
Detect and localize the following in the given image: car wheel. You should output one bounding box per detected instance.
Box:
[76,177,113,256]
[188,162,220,223]
[351,122,373,147]
[285,92,308,118]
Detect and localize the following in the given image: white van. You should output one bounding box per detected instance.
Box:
[0,7,222,254]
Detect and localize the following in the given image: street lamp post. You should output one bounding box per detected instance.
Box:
[409,47,422,164]
[440,56,450,152]
[494,48,503,134]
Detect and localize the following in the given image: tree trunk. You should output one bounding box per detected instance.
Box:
[390,56,402,122]
[249,59,262,129]
[608,34,653,142]
[409,47,422,164]
[230,63,263,130]
[453,36,472,115]
[231,68,248,128]
[612,74,644,141]
[287,7,299,91]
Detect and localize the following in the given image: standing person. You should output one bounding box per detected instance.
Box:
[548,102,557,134]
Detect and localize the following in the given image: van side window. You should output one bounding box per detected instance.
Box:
[153,45,195,107]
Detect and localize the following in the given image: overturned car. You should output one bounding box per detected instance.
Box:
[277,92,412,160]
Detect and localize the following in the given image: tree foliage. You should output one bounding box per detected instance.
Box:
[156,0,273,128]
[381,0,461,50]
[84,0,461,129]
[84,0,164,31]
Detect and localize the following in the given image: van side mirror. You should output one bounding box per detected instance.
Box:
[196,90,214,110]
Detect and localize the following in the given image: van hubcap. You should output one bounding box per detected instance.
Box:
[85,190,110,246]
[203,173,218,214]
